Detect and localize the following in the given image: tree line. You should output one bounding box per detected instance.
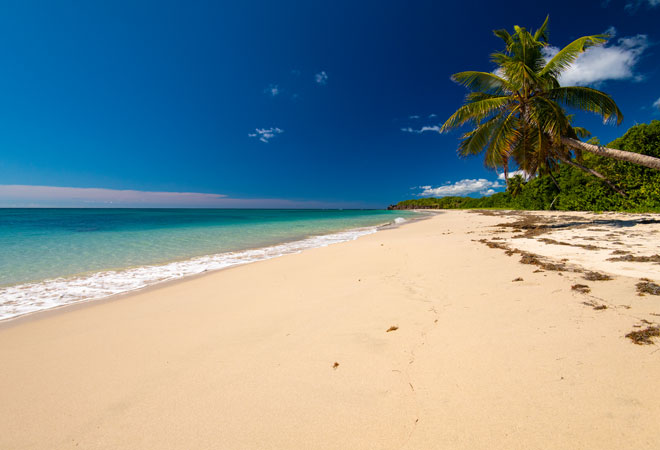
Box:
[390,120,660,212]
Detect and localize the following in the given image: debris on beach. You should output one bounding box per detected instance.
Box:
[582,300,607,310]
[572,284,591,294]
[625,326,660,345]
[519,252,569,271]
[478,239,509,250]
[538,238,602,251]
[636,279,660,296]
[583,271,613,281]
[332,362,339,369]
[386,326,399,332]
[608,254,660,264]
[512,277,523,282]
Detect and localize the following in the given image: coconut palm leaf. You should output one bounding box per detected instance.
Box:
[539,35,607,79]
[546,87,623,125]
[450,71,515,95]
[441,17,660,177]
[440,96,511,131]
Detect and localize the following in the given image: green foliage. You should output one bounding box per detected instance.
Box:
[440,17,623,178]
[392,121,660,212]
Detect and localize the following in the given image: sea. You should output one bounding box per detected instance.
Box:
[0,208,420,321]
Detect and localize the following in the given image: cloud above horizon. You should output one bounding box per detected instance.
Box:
[315,71,328,85]
[416,179,504,197]
[248,127,284,143]
[625,0,660,12]
[265,84,280,97]
[653,97,660,109]
[401,125,441,134]
[543,31,649,86]
[0,185,366,209]
[498,170,528,180]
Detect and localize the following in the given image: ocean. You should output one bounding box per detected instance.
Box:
[0,208,419,320]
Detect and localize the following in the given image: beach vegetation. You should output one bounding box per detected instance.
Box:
[439,17,660,185]
[391,121,660,212]
[625,326,660,345]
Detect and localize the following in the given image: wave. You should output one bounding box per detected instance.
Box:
[0,226,383,321]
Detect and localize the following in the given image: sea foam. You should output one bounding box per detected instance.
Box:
[0,226,379,321]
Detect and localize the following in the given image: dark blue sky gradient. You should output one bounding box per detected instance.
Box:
[1,0,659,207]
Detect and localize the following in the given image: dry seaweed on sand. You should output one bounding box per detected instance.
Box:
[496,215,549,238]
[478,239,509,250]
[608,254,660,264]
[538,238,603,251]
[332,362,339,369]
[520,252,541,265]
[512,277,523,282]
[636,280,660,296]
[386,326,399,332]
[572,284,591,294]
[625,326,660,345]
[519,252,569,271]
[582,300,607,310]
[583,271,613,281]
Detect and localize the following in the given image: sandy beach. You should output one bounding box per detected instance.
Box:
[1,210,659,450]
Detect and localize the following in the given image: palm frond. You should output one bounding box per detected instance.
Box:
[440,96,512,132]
[457,116,500,157]
[485,109,520,167]
[533,15,550,42]
[546,86,623,125]
[450,71,515,94]
[539,35,608,79]
[493,29,512,48]
[529,95,570,139]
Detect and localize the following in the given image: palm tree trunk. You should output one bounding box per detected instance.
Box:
[561,137,660,171]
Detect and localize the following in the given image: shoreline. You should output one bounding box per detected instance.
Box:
[2,210,659,449]
[0,212,432,327]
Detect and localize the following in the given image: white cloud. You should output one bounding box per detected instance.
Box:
[401,125,441,134]
[0,185,370,208]
[498,170,528,180]
[315,71,328,85]
[428,113,437,118]
[542,32,649,86]
[653,97,660,109]
[417,179,503,197]
[625,0,660,12]
[409,115,420,119]
[265,84,280,96]
[248,127,284,143]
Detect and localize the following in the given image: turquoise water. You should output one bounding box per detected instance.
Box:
[0,209,418,320]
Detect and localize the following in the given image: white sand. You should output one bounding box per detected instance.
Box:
[1,210,659,449]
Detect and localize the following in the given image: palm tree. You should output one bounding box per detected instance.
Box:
[507,174,525,197]
[440,17,660,187]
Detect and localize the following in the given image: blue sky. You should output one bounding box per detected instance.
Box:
[1,0,659,208]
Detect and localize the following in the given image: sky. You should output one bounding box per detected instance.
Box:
[1,0,659,208]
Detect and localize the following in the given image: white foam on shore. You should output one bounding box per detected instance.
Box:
[0,226,381,321]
